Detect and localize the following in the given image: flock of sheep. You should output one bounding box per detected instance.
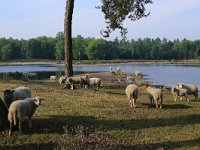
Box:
[0,87,44,136]
[125,70,198,109]
[0,68,199,136]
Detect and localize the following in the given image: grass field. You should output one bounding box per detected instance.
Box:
[0,74,200,150]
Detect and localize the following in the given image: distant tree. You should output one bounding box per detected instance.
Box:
[1,44,12,60]
[72,35,87,60]
[86,38,108,60]
[55,32,64,61]
[64,0,153,76]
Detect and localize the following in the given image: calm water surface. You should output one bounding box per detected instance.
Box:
[0,64,200,88]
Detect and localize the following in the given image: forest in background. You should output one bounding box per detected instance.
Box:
[0,32,200,61]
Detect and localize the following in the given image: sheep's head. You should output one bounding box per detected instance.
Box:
[33,96,44,106]
[1,88,15,107]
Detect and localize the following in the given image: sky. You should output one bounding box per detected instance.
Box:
[0,0,200,41]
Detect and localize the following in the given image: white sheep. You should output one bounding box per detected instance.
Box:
[126,75,135,83]
[146,86,163,109]
[176,83,198,101]
[125,84,139,108]
[59,75,67,88]
[49,75,57,80]
[1,87,31,108]
[133,71,143,78]
[8,96,44,136]
[88,77,101,90]
[171,87,189,102]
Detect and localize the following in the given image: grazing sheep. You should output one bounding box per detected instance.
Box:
[133,71,143,78]
[59,75,67,88]
[8,96,44,136]
[87,78,101,90]
[49,75,57,80]
[126,75,135,83]
[1,87,31,108]
[171,87,189,102]
[146,86,163,109]
[125,84,139,108]
[67,76,86,90]
[5,71,23,80]
[109,67,116,75]
[0,98,8,130]
[23,72,37,80]
[177,83,198,101]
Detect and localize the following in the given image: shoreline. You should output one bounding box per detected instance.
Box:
[0,59,200,66]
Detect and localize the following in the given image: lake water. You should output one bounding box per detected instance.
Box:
[0,64,200,88]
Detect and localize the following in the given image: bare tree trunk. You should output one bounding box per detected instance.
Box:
[64,0,74,77]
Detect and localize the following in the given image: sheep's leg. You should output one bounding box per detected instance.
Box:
[186,96,190,103]
[173,95,177,102]
[159,98,162,109]
[129,99,132,107]
[28,118,32,128]
[9,122,13,136]
[18,121,22,134]
[155,100,158,109]
[133,98,136,108]
[180,96,183,101]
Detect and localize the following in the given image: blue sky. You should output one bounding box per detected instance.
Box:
[0,0,200,40]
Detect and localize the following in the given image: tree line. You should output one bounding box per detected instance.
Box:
[0,32,200,61]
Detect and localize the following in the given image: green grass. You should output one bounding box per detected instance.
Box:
[0,79,200,149]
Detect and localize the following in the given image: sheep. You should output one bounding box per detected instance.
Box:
[146,86,163,109]
[5,71,23,80]
[176,83,198,101]
[171,87,189,102]
[133,71,143,78]
[8,96,44,136]
[59,76,66,87]
[125,84,139,108]
[87,77,101,90]
[49,75,57,80]
[126,75,135,83]
[1,87,31,108]
[23,72,37,80]
[0,98,8,131]
[67,76,86,90]
[109,67,116,75]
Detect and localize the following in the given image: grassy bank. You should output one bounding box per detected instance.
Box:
[0,74,200,149]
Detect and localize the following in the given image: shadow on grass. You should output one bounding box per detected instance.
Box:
[1,137,199,150]
[3,115,200,149]
[18,112,200,135]
[138,103,192,109]
[0,142,56,150]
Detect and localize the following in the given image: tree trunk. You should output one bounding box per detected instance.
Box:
[64,0,74,77]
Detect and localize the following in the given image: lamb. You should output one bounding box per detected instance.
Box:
[1,87,31,108]
[171,87,189,102]
[8,96,44,136]
[125,84,139,108]
[146,86,163,109]
[49,75,57,80]
[176,83,198,101]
